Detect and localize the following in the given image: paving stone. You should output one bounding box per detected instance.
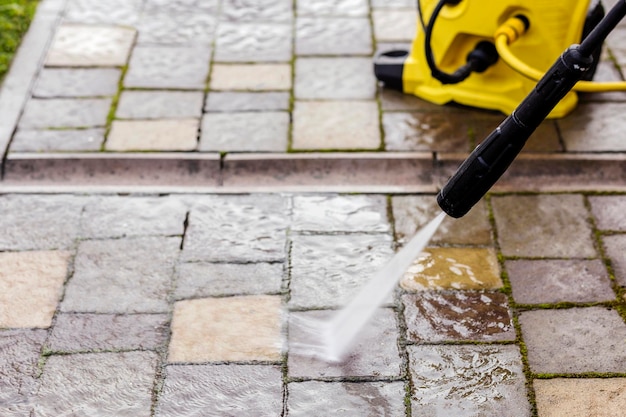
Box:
[534,378,626,417]
[205,91,290,112]
[143,0,220,14]
[296,17,372,56]
[559,102,626,151]
[519,307,626,374]
[33,68,121,98]
[288,309,402,378]
[400,247,502,292]
[175,262,283,299]
[61,237,180,314]
[288,381,405,417]
[199,112,289,152]
[182,195,289,263]
[407,345,531,417]
[116,91,204,119]
[34,351,157,417]
[47,313,168,352]
[521,121,563,152]
[589,195,626,231]
[402,292,515,343]
[136,11,217,45]
[168,295,283,362]
[45,24,136,67]
[295,57,377,99]
[491,194,596,258]
[106,119,199,151]
[214,22,292,62]
[292,194,390,233]
[210,63,292,91]
[0,195,85,250]
[290,234,394,309]
[156,364,283,417]
[0,251,69,329]
[221,0,293,22]
[63,0,143,25]
[297,0,369,16]
[506,259,615,304]
[603,234,626,287]
[391,196,492,246]
[380,87,444,112]
[125,46,211,89]
[19,98,111,129]
[372,9,417,42]
[10,129,104,152]
[80,196,187,239]
[292,100,380,150]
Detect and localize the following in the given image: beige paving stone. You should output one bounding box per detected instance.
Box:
[534,378,626,417]
[45,24,136,67]
[0,251,70,328]
[168,295,283,363]
[292,100,380,150]
[106,119,199,151]
[210,64,292,91]
[372,9,417,42]
[400,247,502,291]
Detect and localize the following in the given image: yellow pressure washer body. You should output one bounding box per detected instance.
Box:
[374,0,603,118]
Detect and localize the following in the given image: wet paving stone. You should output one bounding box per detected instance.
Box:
[168,295,283,362]
[408,345,530,416]
[125,46,211,89]
[0,251,70,329]
[45,24,136,67]
[199,112,289,152]
[210,63,292,91]
[205,91,290,112]
[19,98,111,129]
[491,194,596,258]
[291,195,390,233]
[10,129,104,152]
[559,102,626,151]
[34,351,157,417]
[401,247,502,291]
[33,68,121,98]
[372,9,417,42]
[174,262,283,298]
[519,307,626,374]
[214,22,292,62]
[106,119,199,151]
[589,195,626,231]
[181,195,289,263]
[61,237,180,314]
[295,57,377,99]
[63,0,143,25]
[116,91,204,119]
[402,292,515,343]
[289,234,394,309]
[534,378,626,417]
[156,364,283,417]
[292,100,380,150]
[287,381,406,417]
[506,259,615,304]
[221,0,293,22]
[288,309,402,378]
[295,17,372,56]
[602,234,626,287]
[136,12,217,45]
[297,0,369,17]
[380,87,443,112]
[47,313,168,353]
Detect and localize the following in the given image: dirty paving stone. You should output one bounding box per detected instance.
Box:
[534,378,626,417]
[295,57,377,100]
[19,98,111,129]
[214,22,292,62]
[589,195,626,231]
[199,112,289,152]
[209,63,292,91]
[33,68,121,98]
[205,91,290,112]
[10,129,104,152]
[603,234,626,287]
[116,91,204,119]
[295,17,372,56]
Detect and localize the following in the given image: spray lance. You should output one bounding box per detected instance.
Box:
[437,0,626,218]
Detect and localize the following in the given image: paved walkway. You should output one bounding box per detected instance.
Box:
[0,0,625,416]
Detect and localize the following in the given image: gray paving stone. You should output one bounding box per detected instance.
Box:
[19,98,111,129]
[34,351,157,417]
[372,9,417,42]
[506,259,615,304]
[174,262,283,298]
[143,0,220,14]
[589,195,626,231]
[205,92,290,112]
[125,46,211,89]
[33,68,121,98]
[116,91,204,119]
[519,307,626,374]
[63,0,143,25]
[199,112,289,152]
[407,345,531,417]
[402,292,515,343]
[371,0,415,8]
[221,0,293,22]
[603,234,626,287]
[295,57,377,99]
[10,129,104,152]
[297,0,369,16]
[288,309,402,378]
[288,381,406,417]
[182,195,290,263]
[491,194,596,258]
[0,195,86,250]
[156,364,283,417]
[295,17,372,56]
[61,237,180,313]
[47,313,168,352]
[136,11,217,45]
[214,22,292,62]
[559,102,626,151]
[289,234,394,309]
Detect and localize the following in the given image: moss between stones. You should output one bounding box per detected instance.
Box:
[0,0,38,83]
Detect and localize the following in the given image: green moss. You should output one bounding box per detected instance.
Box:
[0,0,38,83]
